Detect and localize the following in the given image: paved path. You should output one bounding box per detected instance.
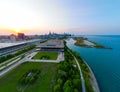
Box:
[68,50,86,92]
[83,59,100,92]
[28,59,60,63]
[57,52,64,61]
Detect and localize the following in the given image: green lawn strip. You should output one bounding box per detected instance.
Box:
[32,52,58,60]
[0,58,21,72]
[0,55,25,72]
[0,57,19,67]
[0,62,57,92]
[40,40,48,43]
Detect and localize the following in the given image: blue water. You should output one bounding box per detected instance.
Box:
[67,35,120,92]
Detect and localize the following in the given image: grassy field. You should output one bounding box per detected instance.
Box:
[0,62,57,92]
[32,52,58,60]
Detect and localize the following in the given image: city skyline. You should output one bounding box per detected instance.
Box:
[0,0,120,35]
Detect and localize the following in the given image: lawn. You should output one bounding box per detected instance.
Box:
[32,52,58,60]
[0,62,57,92]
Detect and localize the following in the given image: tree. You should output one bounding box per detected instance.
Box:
[85,79,94,92]
[6,54,14,59]
[29,77,35,84]
[53,84,61,92]
[72,79,82,91]
[59,61,71,71]
[63,80,73,92]
[0,56,6,63]
[57,78,63,86]
[74,89,79,92]
[58,69,67,80]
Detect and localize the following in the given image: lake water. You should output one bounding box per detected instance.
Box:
[66,35,120,92]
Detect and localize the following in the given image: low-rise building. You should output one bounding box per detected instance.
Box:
[36,40,64,52]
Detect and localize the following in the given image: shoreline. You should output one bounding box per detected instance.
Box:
[82,59,100,92]
[67,38,100,92]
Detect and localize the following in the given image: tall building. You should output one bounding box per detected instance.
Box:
[18,33,25,40]
[10,34,16,41]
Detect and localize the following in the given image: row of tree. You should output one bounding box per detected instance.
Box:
[71,50,94,92]
[53,46,82,92]
[0,45,35,63]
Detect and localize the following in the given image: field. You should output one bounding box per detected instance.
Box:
[32,52,58,60]
[0,62,57,92]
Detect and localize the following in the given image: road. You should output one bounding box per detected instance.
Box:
[68,50,86,92]
[0,39,42,57]
[0,49,36,78]
[0,48,36,67]
[0,57,27,77]
[0,44,29,56]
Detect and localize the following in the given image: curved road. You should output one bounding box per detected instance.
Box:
[68,50,86,92]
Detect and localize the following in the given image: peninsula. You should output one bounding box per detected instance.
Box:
[74,37,111,49]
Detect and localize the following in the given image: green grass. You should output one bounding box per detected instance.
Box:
[0,62,57,92]
[32,52,58,60]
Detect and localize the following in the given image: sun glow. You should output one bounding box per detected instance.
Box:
[0,1,40,33]
[11,27,22,34]
[15,28,21,33]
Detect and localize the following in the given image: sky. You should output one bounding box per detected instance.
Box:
[0,0,120,35]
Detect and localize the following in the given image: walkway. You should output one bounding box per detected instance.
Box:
[68,50,86,92]
[83,59,100,92]
[27,52,64,63]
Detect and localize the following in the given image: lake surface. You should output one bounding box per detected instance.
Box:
[66,35,120,92]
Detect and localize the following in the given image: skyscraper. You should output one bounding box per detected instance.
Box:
[18,33,25,40]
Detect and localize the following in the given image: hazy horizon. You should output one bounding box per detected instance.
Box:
[0,0,120,35]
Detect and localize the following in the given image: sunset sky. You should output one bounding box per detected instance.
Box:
[0,0,120,35]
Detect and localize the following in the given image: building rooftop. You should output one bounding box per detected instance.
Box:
[37,40,64,48]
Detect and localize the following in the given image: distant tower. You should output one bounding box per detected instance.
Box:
[17,33,25,40]
[49,31,51,35]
